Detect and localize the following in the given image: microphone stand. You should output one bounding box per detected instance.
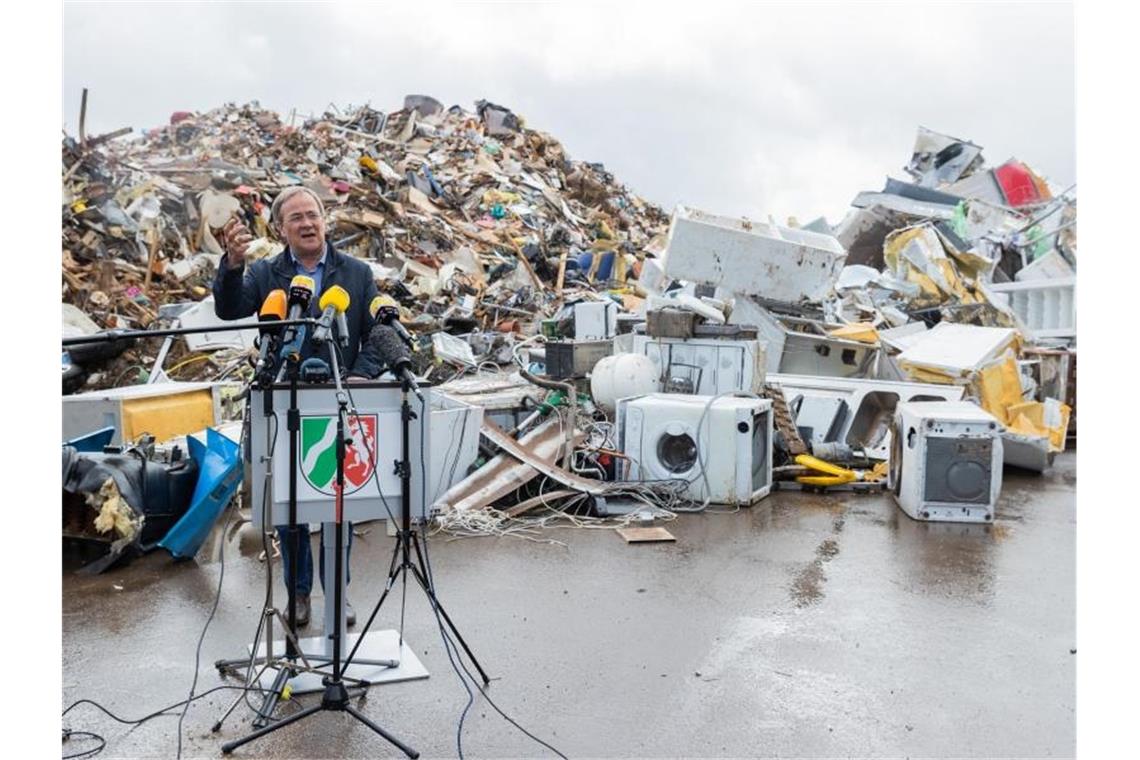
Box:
[213,332,326,729]
[343,373,490,686]
[220,343,418,758]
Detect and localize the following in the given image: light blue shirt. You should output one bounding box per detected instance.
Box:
[290,248,328,298]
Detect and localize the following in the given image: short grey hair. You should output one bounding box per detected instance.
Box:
[270,186,326,224]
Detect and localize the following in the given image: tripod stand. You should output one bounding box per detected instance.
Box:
[220,347,417,757]
[344,379,490,687]
[213,356,320,731]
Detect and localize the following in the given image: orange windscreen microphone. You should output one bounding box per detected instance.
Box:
[257,289,287,333]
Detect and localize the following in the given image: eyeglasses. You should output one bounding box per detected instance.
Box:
[284,211,322,225]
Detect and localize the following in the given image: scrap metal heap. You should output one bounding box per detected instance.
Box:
[62,107,1076,549]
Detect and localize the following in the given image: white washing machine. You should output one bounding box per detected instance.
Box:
[616,393,772,506]
[627,333,766,396]
[889,401,1003,523]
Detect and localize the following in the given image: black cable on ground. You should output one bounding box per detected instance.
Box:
[62,729,105,760]
[63,684,276,725]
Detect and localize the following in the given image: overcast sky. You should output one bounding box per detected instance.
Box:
[62,1,1074,225]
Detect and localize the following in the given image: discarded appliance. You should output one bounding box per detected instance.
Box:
[723,296,887,379]
[177,296,259,352]
[572,300,619,340]
[888,401,1003,523]
[793,396,850,447]
[905,126,985,188]
[589,353,660,414]
[646,307,698,339]
[988,278,1075,340]
[769,373,967,459]
[62,382,234,446]
[660,205,847,305]
[1001,430,1054,473]
[434,372,545,436]
[543,339,612,380]
[617,393,773,506]
[428,392,485,504]
[626,325,765,396]
[896,323,1020,384]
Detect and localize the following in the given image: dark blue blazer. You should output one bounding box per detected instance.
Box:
[212,241,381,377]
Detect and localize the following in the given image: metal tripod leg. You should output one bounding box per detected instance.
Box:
[212,659,275,733]
[409,560,490,685]
[220,684,419,758]
[345,705,420,758]
[221,701,323,754]
[343,548,404,668]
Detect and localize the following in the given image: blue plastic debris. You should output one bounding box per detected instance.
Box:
[158,428,242,560]
[577,250,615,281]
[64,426,116,453]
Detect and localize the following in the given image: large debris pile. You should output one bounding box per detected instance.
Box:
[61,96,667,389]
[62,106,1077,547]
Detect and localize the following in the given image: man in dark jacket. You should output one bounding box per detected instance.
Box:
[214,186,379,627]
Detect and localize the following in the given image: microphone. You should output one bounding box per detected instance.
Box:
[258,289,287,332]
[369,294,416,351]
[285,275,315,322]
[253,289,287,380]
[299,357,332,383]
[278,275,315,363]
[368,323,424,401]
[311,285,350,345]
[334,309,350,349]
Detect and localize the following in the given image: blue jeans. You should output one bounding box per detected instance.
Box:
[277,524,353,598]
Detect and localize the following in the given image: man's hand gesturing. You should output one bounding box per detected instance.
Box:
[221,215,254,267]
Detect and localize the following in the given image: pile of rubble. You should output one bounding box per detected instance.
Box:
[62,95,668,390]
[61,102,1076,555]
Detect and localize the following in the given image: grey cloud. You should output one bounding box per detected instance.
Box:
[63,1,1073,223]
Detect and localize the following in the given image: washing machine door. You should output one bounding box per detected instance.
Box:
[648,421,700,480]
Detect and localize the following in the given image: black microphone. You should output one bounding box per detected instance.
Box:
[253,289,287,383]
[369,295,416,351]
[368,323,424,401]
[279,275,315,363]
[334,308,350,349]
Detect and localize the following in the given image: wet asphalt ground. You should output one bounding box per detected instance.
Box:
[62,451,1076,759]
